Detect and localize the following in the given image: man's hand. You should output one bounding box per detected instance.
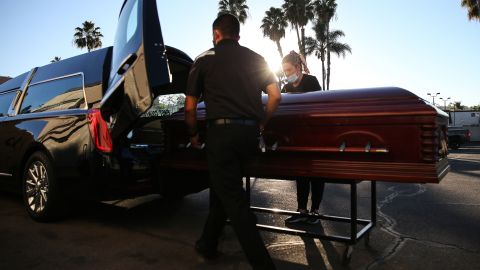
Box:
[263,82,281,127]
[259,123,265,135]
[189,133,204,149]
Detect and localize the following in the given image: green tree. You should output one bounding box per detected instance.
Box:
[461,0,480,21]
[305,24,327,89]
[325,30,351,90]
[218,0,249,24]
[305,0,350,90]
[306,23,350,90]
[73,21,103,52]
[261,7,288,58]
[454,101,466,110]
[50,56,61,63]
[282,0,315,58]
[314,0,337,89]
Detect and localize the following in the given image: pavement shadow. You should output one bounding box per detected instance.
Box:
[448,158,480,179]
[448,142,480,179]
[284,222,353,270]
[67,195,190,228]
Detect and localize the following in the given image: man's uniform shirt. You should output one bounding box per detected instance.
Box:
[186,39,276,121]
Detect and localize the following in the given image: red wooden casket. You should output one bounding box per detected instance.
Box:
[159,87,449,184]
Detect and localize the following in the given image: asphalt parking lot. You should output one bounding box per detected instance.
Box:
[1,143,479,270]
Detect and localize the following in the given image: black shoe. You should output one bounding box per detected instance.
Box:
[195,240,220,261]
[285,209,308,224]
[307,209,321,225]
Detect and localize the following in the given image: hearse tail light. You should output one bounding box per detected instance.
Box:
[88,109,113,153]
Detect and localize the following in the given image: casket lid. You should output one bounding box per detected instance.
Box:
[192,87,448,119]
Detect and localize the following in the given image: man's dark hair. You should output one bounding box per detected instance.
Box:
[212,13,240,38]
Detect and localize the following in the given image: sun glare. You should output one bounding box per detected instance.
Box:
[265,54,283,75]
[241,26,284,77]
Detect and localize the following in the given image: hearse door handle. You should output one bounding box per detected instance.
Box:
[130,144,149,149]
[117,53,138,75]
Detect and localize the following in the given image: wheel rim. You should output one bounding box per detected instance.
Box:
[25,161,49,213]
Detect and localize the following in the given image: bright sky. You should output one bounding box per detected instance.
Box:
[0,0,479,106]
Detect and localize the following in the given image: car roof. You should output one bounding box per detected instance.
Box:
[31,47,113,87]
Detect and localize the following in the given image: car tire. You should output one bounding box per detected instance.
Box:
[451,142,460,150]
[22,151,64,221]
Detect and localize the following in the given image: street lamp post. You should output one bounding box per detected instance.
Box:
[440,97,451,110]
[427,92,441,106]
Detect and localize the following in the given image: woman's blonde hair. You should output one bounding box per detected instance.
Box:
[281,51,310,74]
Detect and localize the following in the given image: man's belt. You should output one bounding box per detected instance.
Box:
[208,118,258,126]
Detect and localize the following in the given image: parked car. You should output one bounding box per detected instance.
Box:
[447,126,471,149]
[0,0,207,221]
[0,0,450,222]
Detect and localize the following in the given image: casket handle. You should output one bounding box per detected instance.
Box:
[186,142,205,150]
[178,142,205,150]
[365,142,371,152]
[339,142,346,152]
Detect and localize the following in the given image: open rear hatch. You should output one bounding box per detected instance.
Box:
[100,0,173,140]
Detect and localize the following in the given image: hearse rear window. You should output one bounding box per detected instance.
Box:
[19,74,85,114]
[0,91,17,116]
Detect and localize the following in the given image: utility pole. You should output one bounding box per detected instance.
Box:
[440,97,451,110]
[427,92,440,106]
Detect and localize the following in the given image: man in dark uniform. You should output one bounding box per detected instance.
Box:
[184,14,281,270]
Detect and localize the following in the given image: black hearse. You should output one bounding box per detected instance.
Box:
[0,0,207,221]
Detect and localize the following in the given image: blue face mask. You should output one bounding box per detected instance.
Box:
[286,73,299,83]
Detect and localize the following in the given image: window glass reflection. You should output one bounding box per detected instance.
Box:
[20,75,85,114]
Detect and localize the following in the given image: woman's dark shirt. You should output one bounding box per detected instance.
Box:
[282,74,321,93]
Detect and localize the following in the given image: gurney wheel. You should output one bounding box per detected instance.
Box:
[342,245,354,263]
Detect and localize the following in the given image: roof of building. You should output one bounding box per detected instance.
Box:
[0,76,11,85]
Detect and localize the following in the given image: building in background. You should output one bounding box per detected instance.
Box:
[0,76,11,85]
[448,110,480,141]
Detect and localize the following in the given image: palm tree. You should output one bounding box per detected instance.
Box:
[314,0,337,88]
[261,7,288,58]
[305,24,327,89]
[306,21,351,90]
[461,0,480,21]
[325,30,351,90]
[314,0,337,25]
[73,21,103,52]
[282,0,315,58]
[454,101,466,110]
[218,0,249,24]
[50,56,61,63]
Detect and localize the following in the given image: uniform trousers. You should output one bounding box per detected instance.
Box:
[199,123,275,270]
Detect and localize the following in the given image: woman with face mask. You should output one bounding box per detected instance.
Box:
[281,51,324,225]
[281,51,321,93]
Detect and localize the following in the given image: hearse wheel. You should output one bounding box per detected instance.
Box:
[22,152,63,221]
[450,142,460,150]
